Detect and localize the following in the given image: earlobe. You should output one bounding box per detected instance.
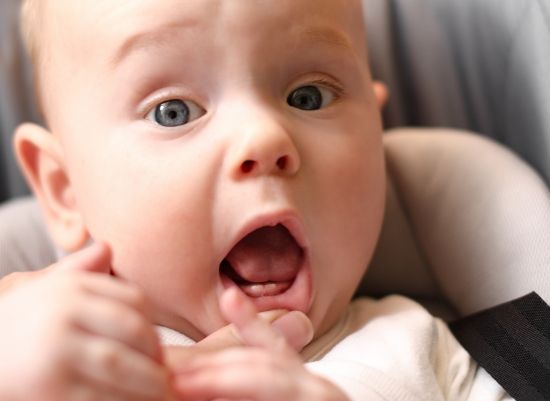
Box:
[372,81,389,110]
[13,123,89,252]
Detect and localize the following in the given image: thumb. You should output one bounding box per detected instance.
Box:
[271,310,314,352]
[50,241,113,274]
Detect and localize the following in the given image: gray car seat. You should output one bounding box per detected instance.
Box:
[364,0,550,184]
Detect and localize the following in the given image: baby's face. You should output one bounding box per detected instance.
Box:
[42,0,385,340]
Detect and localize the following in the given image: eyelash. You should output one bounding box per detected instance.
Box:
[304,78,345,101]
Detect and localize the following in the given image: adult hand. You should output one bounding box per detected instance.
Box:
[0,242,170,401]
[164,292,314,368]
[172,288,349,401]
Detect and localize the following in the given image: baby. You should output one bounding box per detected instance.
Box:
[1,0,510,400]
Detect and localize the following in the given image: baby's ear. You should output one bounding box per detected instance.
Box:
[13,123,89,252]
[372,81,389,110]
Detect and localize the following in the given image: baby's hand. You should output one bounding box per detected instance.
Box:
[172,288,350,401]
[0,243,170,401]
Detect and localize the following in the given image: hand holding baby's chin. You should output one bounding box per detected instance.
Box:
[169,288,349,401]
[0,243,170,401]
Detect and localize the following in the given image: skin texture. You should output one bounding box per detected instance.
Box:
[18,0,385,340]
[0,243,316,401]
[0,243,170,401]
[11,0,387,399]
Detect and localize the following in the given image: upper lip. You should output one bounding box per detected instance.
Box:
[218,209,309,268]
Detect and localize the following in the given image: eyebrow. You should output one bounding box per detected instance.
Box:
[110,22,196,67]
[110,22,357,67]
[296,25,356,54]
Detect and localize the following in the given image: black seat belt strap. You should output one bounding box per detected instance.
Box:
[450,292,550,401]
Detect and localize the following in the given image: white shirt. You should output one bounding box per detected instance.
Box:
[158,295,512,401]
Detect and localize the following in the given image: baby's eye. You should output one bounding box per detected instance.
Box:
[147,99,204,127]
[287,85,335,111]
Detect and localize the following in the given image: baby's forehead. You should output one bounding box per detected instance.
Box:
[37,0,369,111]
[48,0,366,45]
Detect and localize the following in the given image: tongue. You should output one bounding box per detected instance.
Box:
[225,224,303,296]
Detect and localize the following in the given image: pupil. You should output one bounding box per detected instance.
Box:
[155,100,189,127]
[287,86,322,110]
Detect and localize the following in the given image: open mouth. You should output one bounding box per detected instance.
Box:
[219,223,309,309]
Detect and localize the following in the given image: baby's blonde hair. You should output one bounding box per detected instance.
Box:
[20,0,46,115]
[20,0,41,64]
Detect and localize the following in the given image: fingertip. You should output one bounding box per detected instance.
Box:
[85,241,111,260]
[271,311,314,351]
[219,287,238,323]
[295,311,314,344]
[219,287,257,328]
[219,286,240,311]
[91,240,111,254]
[77,241,112,269]
[55,241,113,273]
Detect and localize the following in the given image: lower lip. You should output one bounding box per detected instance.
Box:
[219,258,312,314]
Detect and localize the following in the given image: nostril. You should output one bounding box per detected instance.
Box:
[276,156,288,170]
[240,156,290,174]
[241,160,255,173]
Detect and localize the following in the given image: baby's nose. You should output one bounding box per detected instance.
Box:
[228,114,300,179]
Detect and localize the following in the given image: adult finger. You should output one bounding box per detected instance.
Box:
[0,243,111,296]
[271,310,313,351]
[68,333,170,401]
[174,347,303,401]
[169,290,312,372]
[72,295,162,362]
[192,308,312,353]
[79,274,155,321]
[51,242,112,274]
[219,287,294,352]
[0,271,40,294]
[67,379,149,401]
